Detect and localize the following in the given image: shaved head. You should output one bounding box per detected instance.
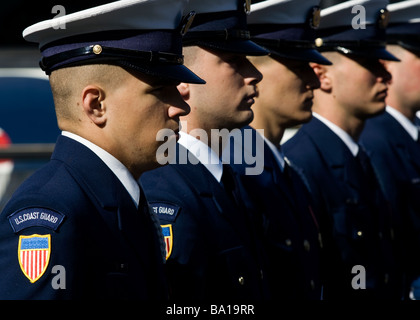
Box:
[49,64,129,130]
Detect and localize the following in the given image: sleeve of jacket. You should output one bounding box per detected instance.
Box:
[0,192,82,299]
[140,165,210,300]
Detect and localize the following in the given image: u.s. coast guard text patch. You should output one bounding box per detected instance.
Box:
[8,208,65,233]
[149,202,180,222]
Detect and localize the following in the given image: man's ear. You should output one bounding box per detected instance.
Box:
[177,82,190,101]
[81,85,107,126]
[311,63,332,92]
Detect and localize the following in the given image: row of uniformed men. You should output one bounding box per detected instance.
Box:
[0,0,419,301]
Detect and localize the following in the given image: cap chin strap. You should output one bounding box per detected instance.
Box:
[182,28,250,45]
[387,35,420,53]
[253,38,316,50]
[315,39,386,51]
[40,44,184,73]
[314,39,387,56]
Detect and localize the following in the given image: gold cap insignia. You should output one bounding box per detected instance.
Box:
[180,11,196,36]
[309,6,321,29]
[315,37,323,47]
[377,8,390,29]
[244,0,251,15]
[92,44,102,55]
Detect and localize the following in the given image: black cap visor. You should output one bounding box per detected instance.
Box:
[268,47,332,65]
[118,60,206,84]
[322,45,400,62]
[392,40,420,54]
[186,39,269,56]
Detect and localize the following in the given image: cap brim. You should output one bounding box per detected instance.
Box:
[118,61,206,84]
[396,41,420,54]
[338,47,400,62]
[268,47,332,65]
[188,39,269,56]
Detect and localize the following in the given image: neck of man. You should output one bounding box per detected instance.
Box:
[312,96,365,142]
[250,106,285,146]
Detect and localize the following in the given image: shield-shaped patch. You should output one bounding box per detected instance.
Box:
[161,224,173,260]
[18,234,51,283]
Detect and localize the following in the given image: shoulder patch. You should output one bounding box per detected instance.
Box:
[18,234,51,283]
[149,202,180,222]
[161,224,173,260]
[8,208,65,233]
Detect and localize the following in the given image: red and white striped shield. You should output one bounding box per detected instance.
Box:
[18,234,51,283]
[161,224,173,260]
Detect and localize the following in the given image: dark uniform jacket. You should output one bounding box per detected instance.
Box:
[361,110,420,295]
[140,143,270,301]
[0,135,167,299]
[228,126,322,300]
[283,117,402,300]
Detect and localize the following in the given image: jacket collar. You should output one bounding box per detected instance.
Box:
[304,116,356,168]
[51,135,133,209]
[386,106,419,141]
[61,131,140,207]
[313,113,359,156]
[178,131,223,183]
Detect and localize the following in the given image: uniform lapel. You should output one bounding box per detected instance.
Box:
[383,112,420,172]
[303,118,352,188]
[248,126,296,208]
[397,135,420,173]
[174,144,253,246]
[266,145,297,208]
[383,113,420,174]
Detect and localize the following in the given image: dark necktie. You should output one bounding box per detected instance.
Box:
[221,163,259,231]
[356,147,370,173]
[221,163,241,207]
[282,160,293,187]
[221,163,264,257]
[355,146,380,200]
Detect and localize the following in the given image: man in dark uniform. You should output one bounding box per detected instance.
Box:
[0,0,204,299]
[226,0,331,300]
[140,0,271,301]
[360,0,420,299]
[283,0,403,300]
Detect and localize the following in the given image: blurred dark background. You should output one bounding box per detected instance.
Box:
[0,1,111,46]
